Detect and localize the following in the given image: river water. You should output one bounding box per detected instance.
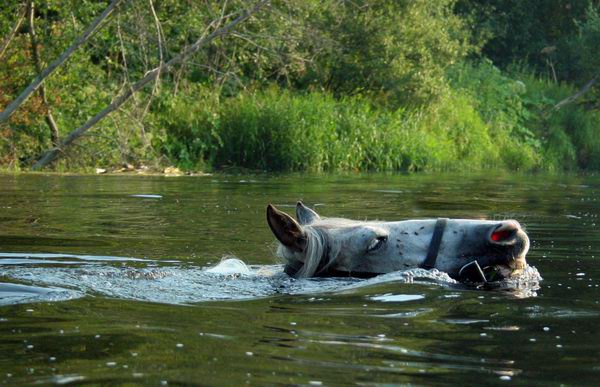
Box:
[0,173,598,385]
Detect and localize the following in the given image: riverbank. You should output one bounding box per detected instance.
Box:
[3,64,600,174]
[2,2,598,173]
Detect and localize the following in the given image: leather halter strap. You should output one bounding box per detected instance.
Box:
[420,218,448,270]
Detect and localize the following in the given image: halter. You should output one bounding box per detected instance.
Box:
[417,217,488,283]
[420,218,448,270]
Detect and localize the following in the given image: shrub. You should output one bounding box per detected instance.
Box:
[150,82,556,173]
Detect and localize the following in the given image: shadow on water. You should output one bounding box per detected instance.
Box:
[0,173,599,384]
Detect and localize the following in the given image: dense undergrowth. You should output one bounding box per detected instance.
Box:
[147,62,600,173]
[2,62,599,174]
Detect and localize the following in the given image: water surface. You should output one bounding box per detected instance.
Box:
[0,173,598,384]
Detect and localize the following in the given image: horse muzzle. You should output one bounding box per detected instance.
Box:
[459,220,530,283]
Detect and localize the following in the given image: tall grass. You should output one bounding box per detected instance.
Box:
[148,61,599,173]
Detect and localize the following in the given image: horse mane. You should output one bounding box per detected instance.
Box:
[276,225,341,278]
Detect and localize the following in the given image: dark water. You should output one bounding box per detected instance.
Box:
[0,173,598,385]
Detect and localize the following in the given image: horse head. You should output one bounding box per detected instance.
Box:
[267,202,530,283]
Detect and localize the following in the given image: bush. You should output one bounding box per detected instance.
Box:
[150,81,558,172]
[447,61,542,170]
[517,72,600,170]
[297,0,474,107]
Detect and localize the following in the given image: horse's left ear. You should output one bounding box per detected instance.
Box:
[267,204,307,252]
[296,201,321,225]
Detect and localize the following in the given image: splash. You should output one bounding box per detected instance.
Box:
[482,265,543,298]
[0,254,541,305]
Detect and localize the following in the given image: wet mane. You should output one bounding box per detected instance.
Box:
[276,223,342,277]
[314,217,373,228]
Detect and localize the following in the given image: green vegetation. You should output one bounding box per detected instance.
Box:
[1,0,599,172]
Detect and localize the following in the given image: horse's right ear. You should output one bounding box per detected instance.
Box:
[267,204,307,252]
[296,201,321,225]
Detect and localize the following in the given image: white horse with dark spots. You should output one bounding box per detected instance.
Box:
[267,202,530,284]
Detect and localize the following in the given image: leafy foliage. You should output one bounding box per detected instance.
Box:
[0,0,599,172]
[149,83,551,172]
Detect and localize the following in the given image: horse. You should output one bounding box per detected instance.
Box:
[267,202,530,283]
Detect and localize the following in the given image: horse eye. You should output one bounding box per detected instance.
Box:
[367,236,388,252]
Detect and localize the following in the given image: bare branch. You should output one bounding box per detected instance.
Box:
[116,16,134,98]
[0,3,26,61]
[553,74,599,111]
[139,0,166,121]
[32,0,270,170]
[0,0,126,124]
[27,0,60,146]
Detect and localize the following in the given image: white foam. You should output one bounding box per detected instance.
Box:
[0,253,542,305]
[205,258,252,275]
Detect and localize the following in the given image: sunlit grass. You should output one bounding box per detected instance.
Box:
[152,75,578,172]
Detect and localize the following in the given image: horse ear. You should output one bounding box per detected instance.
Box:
[296,201,321,225]
[267,204,307,252]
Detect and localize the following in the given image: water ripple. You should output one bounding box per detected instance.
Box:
[0,254,541,305]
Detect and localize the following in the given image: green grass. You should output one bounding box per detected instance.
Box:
[155,58,600,174]
[4,63,599,173]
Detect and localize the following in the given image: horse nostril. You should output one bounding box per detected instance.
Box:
[491,230,512,242]
[490,221,519,244]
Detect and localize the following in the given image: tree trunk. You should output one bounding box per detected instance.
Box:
[27,1,60,146]
[32,0,270,170]
[0,0,125,124]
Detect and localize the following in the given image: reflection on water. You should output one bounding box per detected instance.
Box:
[0,173,599,384]
[0,282,83,305]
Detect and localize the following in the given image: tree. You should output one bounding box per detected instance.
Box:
[32,0,270,169]
[0,0,126,124]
